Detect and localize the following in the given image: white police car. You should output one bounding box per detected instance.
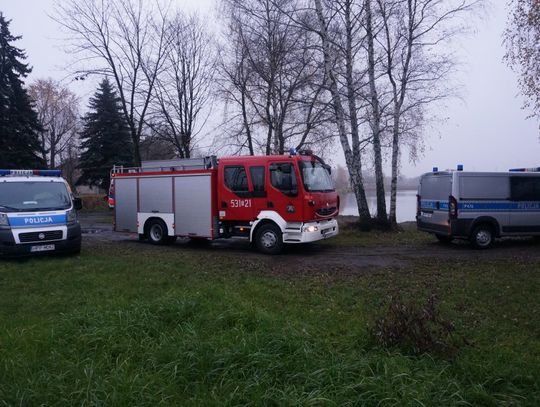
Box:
[0,169,82,256]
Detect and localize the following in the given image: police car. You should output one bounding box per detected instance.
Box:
[417,165,540,249]
[0,169,82,256]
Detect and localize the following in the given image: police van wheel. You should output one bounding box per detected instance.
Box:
[255,224,283,255]
[146,219,169,245]
[470,225,494,249]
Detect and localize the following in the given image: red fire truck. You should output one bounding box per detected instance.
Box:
[111,150,339,254]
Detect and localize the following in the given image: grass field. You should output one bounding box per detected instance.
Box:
[0,237,539,405]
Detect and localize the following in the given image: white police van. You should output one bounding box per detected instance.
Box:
[417,166,540,249]
[0,169,82,256]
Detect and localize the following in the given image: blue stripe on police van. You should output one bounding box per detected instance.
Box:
[8,214,67,228]
[420,200,448,210]
[420,200,540,212]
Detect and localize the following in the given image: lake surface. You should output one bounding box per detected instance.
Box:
[340,190,417,223]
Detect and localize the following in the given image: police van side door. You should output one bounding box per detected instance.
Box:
[508,176,540,234]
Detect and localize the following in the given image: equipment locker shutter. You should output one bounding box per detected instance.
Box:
[174,174,212,237]
[115,178,138,232]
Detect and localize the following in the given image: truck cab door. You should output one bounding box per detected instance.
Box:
[219,165,253,221]
[248,165,268,219]
[267,162,303,222]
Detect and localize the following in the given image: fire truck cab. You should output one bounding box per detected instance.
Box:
[112,151,339,254]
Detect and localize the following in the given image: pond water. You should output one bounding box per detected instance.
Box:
[340,190,418,223]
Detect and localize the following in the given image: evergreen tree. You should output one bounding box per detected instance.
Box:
[0,13,44,168]
[78,78,133,191]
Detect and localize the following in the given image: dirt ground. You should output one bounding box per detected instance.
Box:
[80,212,540,273]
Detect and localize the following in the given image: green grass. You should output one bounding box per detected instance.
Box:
[0,240,539,405]
[327,218,432,247]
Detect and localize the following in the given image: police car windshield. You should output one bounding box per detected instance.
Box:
[299,161,335,192]
[0,182,71,212]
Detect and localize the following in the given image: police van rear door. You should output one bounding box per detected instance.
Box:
[418,173,452,228]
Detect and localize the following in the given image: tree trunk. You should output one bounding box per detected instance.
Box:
[344,0,370,221]
[389,112,399,225]
[365,0,387,224]
[314,0,371,223]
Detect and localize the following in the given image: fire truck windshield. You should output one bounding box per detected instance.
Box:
[0,182,71,212]
[299,161,335,192]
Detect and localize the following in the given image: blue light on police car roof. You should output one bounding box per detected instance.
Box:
[289,148,297,156]
[432,167,438,172]
[457,164,463,171]
[0,169,62,177]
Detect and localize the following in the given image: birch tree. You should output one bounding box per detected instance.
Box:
[504,0,540,133]
[376,0,480,225]
[220,0,332,156]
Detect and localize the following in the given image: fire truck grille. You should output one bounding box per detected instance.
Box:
[316,207,337,216]
[19,230,63,243]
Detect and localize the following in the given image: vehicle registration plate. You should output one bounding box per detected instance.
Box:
[421,212,433,218]
[30,244,55,253]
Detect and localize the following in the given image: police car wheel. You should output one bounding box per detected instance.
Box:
[255,224,283,255]
[147,219,169,245]
[470,225,494,249]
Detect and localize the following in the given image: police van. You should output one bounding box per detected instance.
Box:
[417,166,540,249]
[0,169,82,256]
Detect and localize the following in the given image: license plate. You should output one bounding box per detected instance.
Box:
[30,244,55,253]
[421,212,433,218]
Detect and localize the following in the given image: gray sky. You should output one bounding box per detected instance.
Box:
[2,0,538,177]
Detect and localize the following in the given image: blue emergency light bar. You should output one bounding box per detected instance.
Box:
[509,167,540,172]
[0,169,62,177]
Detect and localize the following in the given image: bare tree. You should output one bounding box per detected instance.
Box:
[376,0,480,225]
[219,0,333,156]
[29,78,79,169]
[149,12,216,158]
[54,0,170,165]
[504,0,540,133]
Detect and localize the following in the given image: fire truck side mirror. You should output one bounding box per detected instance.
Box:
[324,164,332,175]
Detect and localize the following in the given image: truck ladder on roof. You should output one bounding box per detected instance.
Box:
[111,156,218,175]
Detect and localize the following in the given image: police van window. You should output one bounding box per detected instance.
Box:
[459,176,509,200]
[511,177,540,201]
[420,175,451,200]
[224,166,249,192]
[270,163,297,196]
[249,166,265,192]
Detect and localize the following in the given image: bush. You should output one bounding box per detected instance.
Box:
[372,294,464,357]
[79,194,109,212]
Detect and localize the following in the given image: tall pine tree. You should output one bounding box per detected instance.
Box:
[0,13,44,168]
[78,78,133,191]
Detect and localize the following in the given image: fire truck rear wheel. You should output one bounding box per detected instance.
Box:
[255,223,284,255]
[146,219,170,245]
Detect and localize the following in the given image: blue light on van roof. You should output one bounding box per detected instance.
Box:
[457,164,464,171]
[432,167,439,172]
[509,167,540,172]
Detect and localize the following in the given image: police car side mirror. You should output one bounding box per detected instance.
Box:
[73,197,83,211]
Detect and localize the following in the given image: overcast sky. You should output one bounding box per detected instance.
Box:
[2,0,538,177]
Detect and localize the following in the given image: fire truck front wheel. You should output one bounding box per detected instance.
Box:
[255,223,284,255]
[146,219,172,245]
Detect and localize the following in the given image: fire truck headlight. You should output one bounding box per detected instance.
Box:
[304,225,318,233]
[0,213,9,227]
